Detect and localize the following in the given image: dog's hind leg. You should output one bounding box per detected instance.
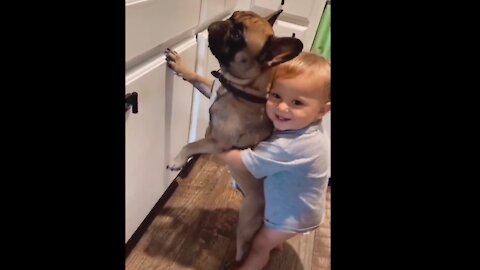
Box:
[167,137,228,171]
[235,188,265,261]
[226,165,265,262]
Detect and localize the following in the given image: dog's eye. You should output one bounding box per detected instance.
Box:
[230,23,244,41]
[231,29,242,41]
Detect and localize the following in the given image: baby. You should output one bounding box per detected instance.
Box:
[218,52,331,270]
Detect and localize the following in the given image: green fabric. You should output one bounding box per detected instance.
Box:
[311,2,331,60]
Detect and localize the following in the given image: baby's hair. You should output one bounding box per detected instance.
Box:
[274,52,331,102]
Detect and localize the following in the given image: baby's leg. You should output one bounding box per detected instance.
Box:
[235,226,296,270]
[273,242,284,252]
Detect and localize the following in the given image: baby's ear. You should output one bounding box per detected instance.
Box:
[317,102,331,119]
[324,102,331,114]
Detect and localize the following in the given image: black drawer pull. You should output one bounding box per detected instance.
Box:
[125,92,138,114]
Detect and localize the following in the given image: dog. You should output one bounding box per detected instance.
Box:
[165,10,303,262]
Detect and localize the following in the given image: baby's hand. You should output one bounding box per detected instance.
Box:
[216,150,245,170]
[216,151,231,162]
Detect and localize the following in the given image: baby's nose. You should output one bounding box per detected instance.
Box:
[278,102,290,112]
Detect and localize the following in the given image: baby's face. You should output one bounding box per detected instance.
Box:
[266,75,328,131]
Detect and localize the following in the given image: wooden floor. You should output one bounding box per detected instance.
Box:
[126,154,331,270]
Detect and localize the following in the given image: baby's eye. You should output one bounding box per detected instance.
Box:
[292,100,303,106]
[270,93,281,99]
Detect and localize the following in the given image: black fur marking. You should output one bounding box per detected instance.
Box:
[208,19,247,67]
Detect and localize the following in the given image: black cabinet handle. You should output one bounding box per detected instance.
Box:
[125,92,138,114]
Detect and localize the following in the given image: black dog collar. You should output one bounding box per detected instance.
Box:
[211,70,267,104]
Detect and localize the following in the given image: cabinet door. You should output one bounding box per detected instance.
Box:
[125,38,196,242]
[125,56,168,242]
[273,20,307,40]
[251,0,327,51]
[165,38,197,181]
[126,0,201,62]
[199,0,226,26]
[225,0,241,10]
[252,0,315,21]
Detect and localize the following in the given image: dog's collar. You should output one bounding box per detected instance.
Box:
[211,70,267,104]
[222,72,254,86]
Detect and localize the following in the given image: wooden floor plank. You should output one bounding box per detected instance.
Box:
[311,187,331,270]
[126,155,331,270]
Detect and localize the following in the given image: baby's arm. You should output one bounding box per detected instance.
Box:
[217,150,249,174]
[218,142,288,180]
[217,149,257,191]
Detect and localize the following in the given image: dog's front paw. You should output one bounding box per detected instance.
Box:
[166,156,188,171]
[165,48,188,77]
[166,164,182,171]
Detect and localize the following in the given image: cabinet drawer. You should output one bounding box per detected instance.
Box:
[126,0,201,63]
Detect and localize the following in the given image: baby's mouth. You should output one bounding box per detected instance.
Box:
[275,114,290,122]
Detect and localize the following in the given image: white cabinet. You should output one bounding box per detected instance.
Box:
[125,38,197,242]
[125,0,238,244]
[125,54,169,242]
[253,0,316,20]
[199,0,227,26]
[126,0,201,63]
[273,20,308,40]
[250,0,327,51]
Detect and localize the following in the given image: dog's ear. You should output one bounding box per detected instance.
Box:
[264,9,283,26]
[258,37,304,67]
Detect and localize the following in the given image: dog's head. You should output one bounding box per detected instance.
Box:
[208,10,303,79]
